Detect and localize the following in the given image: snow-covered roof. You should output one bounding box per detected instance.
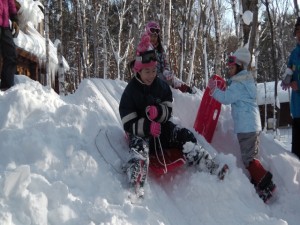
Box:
[13,0,69,72]
[257,81,290,105]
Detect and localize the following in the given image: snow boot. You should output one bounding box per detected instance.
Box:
[183,142,228,179]
[247,159,276,202]
[126,148,149,198]
[256,171,276,203]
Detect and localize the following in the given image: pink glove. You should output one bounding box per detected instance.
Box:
[146,105,158,120]
[208,78,217,91]
[150,121,161,137]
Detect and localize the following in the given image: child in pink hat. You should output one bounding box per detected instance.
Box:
[119,32,228,197]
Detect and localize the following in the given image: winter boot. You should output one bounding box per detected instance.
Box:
[183,142,228,179]
[126,147,149,197]
[256,171,276,202]
[247,159,276,202]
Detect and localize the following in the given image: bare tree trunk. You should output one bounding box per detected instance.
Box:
[263,78,267,131]
[238,0,244,46]
[77,0,89,78]
[203,1,212,87]
[212,0,221,75]
[231,0,239,37]
[74,0,82,86]
[132,0,140,51]
[121,27,133,80]
[92,0,100,77]
[100,0,108,79]
[187,3,202,85]
[44,1,50,87]
[248,0,258,69]
[57,0,65,95]
[166,0,172,49]
[294,0,299,16]
[178,13,186,81]
[108,0,131,79]
[264,0,279,134]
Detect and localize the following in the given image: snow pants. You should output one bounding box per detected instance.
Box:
[0,28,17,89]
[292,118,300,159]
[237,131,260,167]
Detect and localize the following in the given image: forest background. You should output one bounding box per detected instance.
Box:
[44,0,298,93]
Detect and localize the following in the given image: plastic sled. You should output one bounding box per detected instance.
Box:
[149,147,186,176]
[193,74,226,143]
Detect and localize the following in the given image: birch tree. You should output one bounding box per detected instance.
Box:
[263,0,279,133]
[108,0,131,79]
[211,0,222,75]
[231,0,239,37]
[294,0,299,16]
[76,0,89,79]
[186,2,202,85]
[90,0,100,77]
[100,0,109,79]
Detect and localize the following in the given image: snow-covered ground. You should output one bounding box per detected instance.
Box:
[0,76,299,225]
[275,128,292,151]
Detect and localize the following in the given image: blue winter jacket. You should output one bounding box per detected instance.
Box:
[212,70,262,133]
[287,43,300,118]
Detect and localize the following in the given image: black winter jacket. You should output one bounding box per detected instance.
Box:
[119,75,173,137]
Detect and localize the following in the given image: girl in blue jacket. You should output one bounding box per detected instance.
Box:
[208,48,276,202]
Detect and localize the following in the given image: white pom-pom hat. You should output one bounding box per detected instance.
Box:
[232,48,251,68]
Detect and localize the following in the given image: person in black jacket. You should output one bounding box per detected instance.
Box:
[0,0,19,91]
[119,33,227,196]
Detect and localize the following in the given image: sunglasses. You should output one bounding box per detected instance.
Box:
[227,55,237,66]
[136,50,157,63]
[149,27,160,34]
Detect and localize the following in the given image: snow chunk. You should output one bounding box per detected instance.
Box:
[243,10,253,25]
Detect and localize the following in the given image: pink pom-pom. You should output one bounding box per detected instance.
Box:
[137,32,151,53]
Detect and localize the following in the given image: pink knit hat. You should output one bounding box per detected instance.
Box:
[133,32,157,73]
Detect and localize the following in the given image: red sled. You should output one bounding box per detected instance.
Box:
[148,147,186,176]
[193,74,226,143]
[124,133,185,176]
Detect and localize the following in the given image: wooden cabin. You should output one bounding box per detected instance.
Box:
[0,1,66,93]
[257,82,293,129]
[15,47,40,80]
[258,102,293,129]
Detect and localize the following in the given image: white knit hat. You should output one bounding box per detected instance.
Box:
[233,48,251,68]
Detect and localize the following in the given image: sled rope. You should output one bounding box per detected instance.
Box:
[154,137,168,174]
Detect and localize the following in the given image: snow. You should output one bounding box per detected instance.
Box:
[242,10,253,25]
[257,81,290,105]
[0,75,299,225]
[13,0,69,76]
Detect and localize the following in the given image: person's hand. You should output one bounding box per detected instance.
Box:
[163,70,173,81]
[150,121,161,137]
[146,105,158,120]
[208,78,217,91]
[12,21,19,38]
[290,81,299,91]
[282,67,293,85]
[281,81,290,91]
